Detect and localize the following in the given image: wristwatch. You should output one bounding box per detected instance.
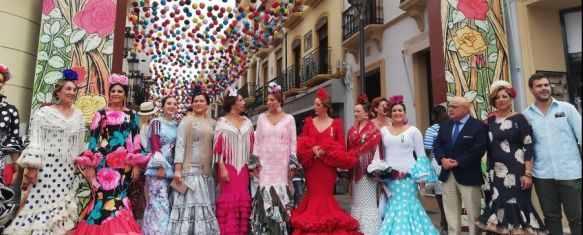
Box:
[525,170,533,177]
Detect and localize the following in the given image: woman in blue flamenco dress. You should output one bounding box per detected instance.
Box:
[72,74,149,235]
[377,96,439,235]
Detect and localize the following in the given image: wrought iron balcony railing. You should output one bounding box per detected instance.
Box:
[302,47,332,83]
[342,1,384,40]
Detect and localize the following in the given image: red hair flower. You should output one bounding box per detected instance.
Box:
[388,95,404,105]
[316,88,330,101]
[507,87,517,98]
[357,94,369,105]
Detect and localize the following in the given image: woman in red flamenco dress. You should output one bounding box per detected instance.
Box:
[291,88,362,235]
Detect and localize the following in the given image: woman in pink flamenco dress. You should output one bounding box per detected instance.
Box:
[213,88,254,235]
[291,88,361,235]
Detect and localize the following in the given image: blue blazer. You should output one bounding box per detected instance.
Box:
[433,117,488,186]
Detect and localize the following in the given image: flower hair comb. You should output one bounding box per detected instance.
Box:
[226,86,238,97]
[316,88,330,101]
[62,68,79,81]
[0,64,12,82]
[109,74,129,86]
[267,82,282,94]
[357,94,369,105]
[388,95,404,105]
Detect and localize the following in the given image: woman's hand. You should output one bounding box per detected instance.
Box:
[82,167,96,181]
[156,168,167,179]
[520,176,533,190]
[131,166,142,182]
[173,171,183,186]
[219,163,229,182]
[288,169,296,181]
[312,146,321,157]
[22,168,38,189]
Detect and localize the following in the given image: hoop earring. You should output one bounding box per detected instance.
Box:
[277,107,282,113]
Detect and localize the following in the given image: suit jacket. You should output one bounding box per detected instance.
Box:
[433,116,487,186]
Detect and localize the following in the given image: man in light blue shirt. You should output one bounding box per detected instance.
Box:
[524,73,582,235]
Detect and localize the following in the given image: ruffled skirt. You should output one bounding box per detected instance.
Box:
[378,178,439,235]
[71,208,141,235]
[250,184,292,235]
[168,167,219,235]
[290,194,361,235]
[216,164,250,235]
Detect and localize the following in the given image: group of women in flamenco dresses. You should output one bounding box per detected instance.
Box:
[0,64,443,235]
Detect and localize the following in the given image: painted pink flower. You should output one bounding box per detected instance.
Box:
[122,197,132,209]
[72,0,116,37]
[125,134,142,153]
[457,0,489,20]
[105,110,125,126]
[96,168,120,190]
[106,147,126,169]
[90,111,102,130]
[75,150,103,167]
[42,0,55,15]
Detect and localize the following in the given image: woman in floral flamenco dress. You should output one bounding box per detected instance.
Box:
[72,74,149,235]
[292,88,361,235]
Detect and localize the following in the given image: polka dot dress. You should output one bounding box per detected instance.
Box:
[378,178,439,235]
[350,177,381,234]
[4,106,85,235]
[0,95,22,232]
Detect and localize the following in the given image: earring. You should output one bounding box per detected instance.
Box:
[277,107,282,113]
[404,117,408,124]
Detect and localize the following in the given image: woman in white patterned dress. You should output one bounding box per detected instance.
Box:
[6,70,85,234]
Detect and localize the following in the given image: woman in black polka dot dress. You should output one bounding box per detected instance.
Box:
[0,64,23,233]
[4,69,86,235]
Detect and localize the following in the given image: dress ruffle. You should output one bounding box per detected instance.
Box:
[71,209,141,235]
[319,138,357,169]
[4,192,78,234]
[250,185,292,235]
[291,195,361,234]
[297,137,317,168]
[216,191,251,234]
[477,199,548,234]
[410,155,438,183]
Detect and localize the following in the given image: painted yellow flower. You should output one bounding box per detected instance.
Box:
[453,26,487,57]
[103,199,116,211]
[73,95,107,124]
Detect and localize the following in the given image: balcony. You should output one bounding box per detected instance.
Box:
[301,47,334,87]
[302,0,321,8]
[399,0,427,31]
[283,5,304,29]
[256,47,271,59]
[253,86,267,113]
[243,83,256,105]
[342,1,384,59]
[280,65,307,97]
[271,34,283,47]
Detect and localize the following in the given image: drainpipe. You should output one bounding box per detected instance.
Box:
[504,0,527,111]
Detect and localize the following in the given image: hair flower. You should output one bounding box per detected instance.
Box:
[0,64,12,82]
[109,74,128,86]
[357,94,369,105]
[388,95,404,105]
[226,86,238,97]
[267,82,282,94]
[62,68,79,81]
[316,88,330,101]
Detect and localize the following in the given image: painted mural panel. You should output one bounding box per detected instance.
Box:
[442,0,510,119]
[33,0,118,213]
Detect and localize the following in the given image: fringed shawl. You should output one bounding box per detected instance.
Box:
[19,106,86,168]
[347,120,382,182]
[213,116,254,173]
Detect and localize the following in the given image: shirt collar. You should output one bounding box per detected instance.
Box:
[458,114,470,124]
[528,98,559,114]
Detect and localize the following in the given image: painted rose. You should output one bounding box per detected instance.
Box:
[453,25,487,57]
[106,147,127,169]
[42,0,55,15]
[73,95,107,125]
[457,0,489,20]
[105,110,127,126]
[72,66,87,87]
[96,168,121,190]
[72,0,116,37]
[125,134,142,153]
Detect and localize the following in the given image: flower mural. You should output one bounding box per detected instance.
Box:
[73,95,107,124]
[73,0,117,37]
[442,0,509,120]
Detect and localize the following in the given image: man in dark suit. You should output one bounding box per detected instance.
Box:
[434,96,488,235]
